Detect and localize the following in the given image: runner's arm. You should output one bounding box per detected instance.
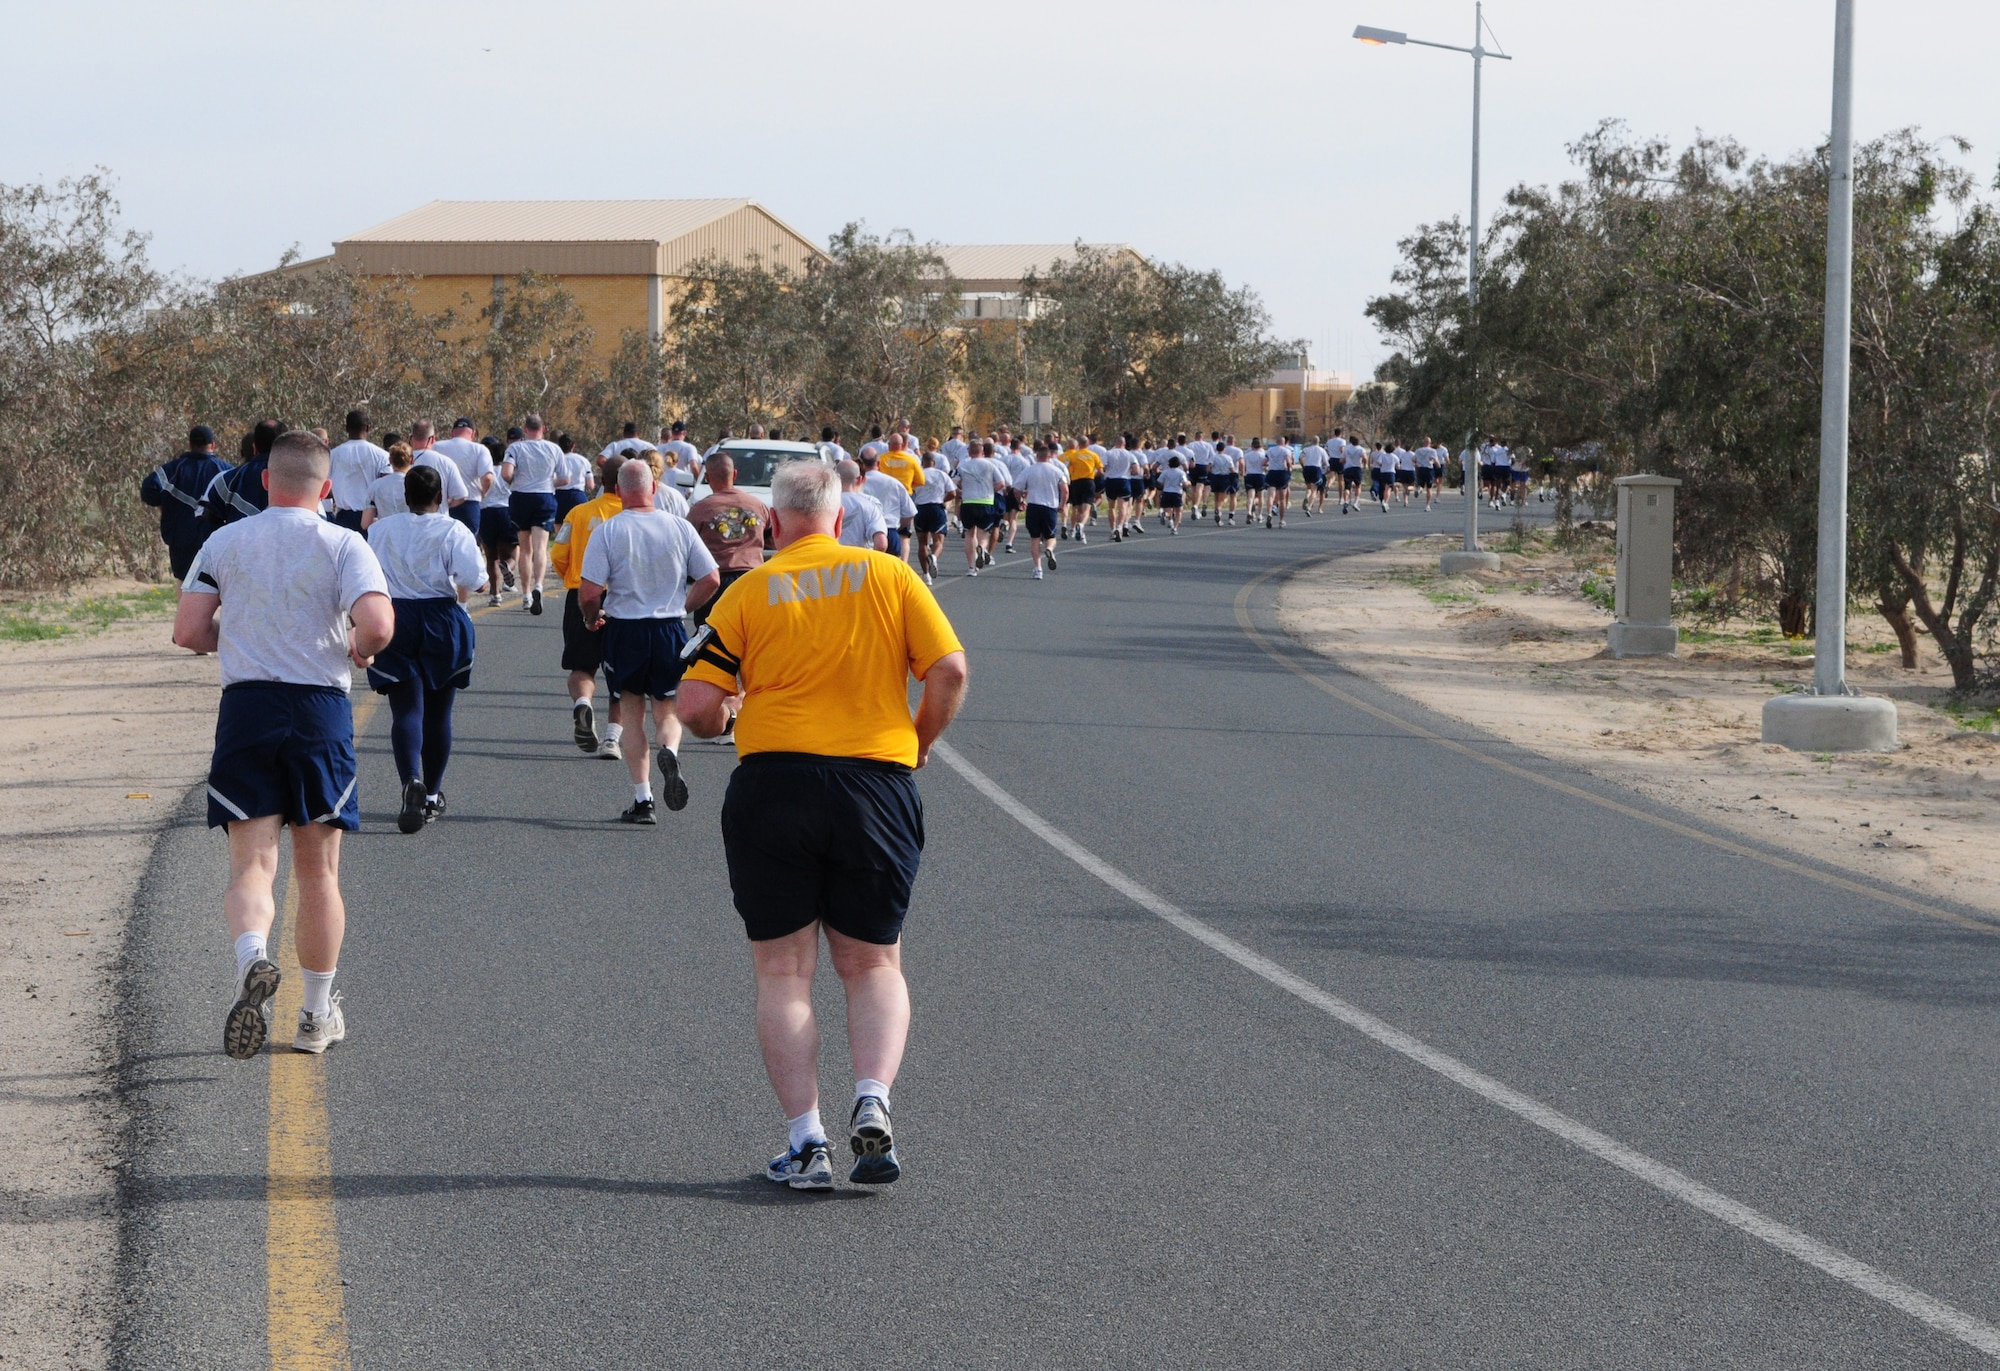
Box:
[348,591,394,667]
[912,650,969,770]
[676,679,735,739]
[172,591,220,654]
[578,578,607,629]
[684,569,723,614]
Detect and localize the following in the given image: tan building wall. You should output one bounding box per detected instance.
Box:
[1215,379,1356,441]
[388,272,657,364]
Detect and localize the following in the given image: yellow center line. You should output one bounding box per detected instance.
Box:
[1233,553,2000,937]
[263,690,380,1369]
[266,872,350,1370]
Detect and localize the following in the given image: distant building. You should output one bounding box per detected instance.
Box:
[933,244,1146,319]
[294,199,825,363]
[1217,363,1356,440]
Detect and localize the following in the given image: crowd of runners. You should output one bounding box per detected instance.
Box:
[144,408,1528,1192]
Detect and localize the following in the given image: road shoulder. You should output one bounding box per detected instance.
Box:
[0,608,217,1370]
[1278,532,2000,919]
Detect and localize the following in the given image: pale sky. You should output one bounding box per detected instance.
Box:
[13,1,1999,379]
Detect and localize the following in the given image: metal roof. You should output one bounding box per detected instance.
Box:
[933,244,1141,294]
[332,199,825,277]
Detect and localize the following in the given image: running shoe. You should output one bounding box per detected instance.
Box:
[223,958,281,1060]
[519,592,534,612]
[1266,515,1274,529]
[712,728,735,747]
[424,793,446,823]
[573,699,598,752]
[598,735,623,761]
[1045,548,1057,570]
[657,748,689,812]
[501,563,515,590]
[1032,568,1044,580]
[292,994,346,1055]
[1130,524,1144,536]
[1004,542,1016,554]
[396,779,428,835]
[1111,530,1121,543]
[767,1141,834,1191]
[1169,526,1178,535]
[966,567,978,578]
[848,1096,900,1185]
[620,798,657,825]
[530,587,544,616]
[1076,529,1087,545]
[486,592,502,607]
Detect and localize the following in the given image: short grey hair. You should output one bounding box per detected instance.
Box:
[773,460,842,514]
[617,458,655,498]
[835,459,862,490]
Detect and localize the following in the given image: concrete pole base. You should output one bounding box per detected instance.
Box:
[1760,694,1899,752]
[1440,550,1501,575]
[1606,623,1678,658]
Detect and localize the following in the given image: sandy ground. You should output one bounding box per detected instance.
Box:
[0,598,218,1370]
[1279,530,2000,921]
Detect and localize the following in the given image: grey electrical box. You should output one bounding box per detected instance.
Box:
[1608,474,1681,658]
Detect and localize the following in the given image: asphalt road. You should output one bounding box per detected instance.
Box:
[118,495,2000,1368]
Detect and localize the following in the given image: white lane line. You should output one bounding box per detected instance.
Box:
[931,740,2000,1359]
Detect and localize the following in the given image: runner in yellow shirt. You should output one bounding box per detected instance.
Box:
[874,433,922,494]
[549,453,630,759]
[1061,444,1102,542]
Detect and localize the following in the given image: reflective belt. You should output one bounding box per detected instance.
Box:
[152,466,204,511]
[221,481,261,520]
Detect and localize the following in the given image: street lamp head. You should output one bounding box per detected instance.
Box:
[1353,24,1408,45]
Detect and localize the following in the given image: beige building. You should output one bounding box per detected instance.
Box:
[301,199,826,362]
[935,244,1146,319]
[1216,365,1357,441]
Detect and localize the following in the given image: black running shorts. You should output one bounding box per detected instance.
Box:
[721,753,924,944]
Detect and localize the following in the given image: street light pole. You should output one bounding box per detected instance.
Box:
[1814,0,1855,700]
[1760,0,1897,752]
[1356,6,1511,573]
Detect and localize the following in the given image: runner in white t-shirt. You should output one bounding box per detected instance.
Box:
[1156,453,1189,534]
[1101,438,1139,542]
[1265,438,1295,527]
[999,440,1032,552]
[1208,440,1241,526]
[501,416,563,615]
[1297,437,1328,517]
[912,452,956,584]
[1016,442,1069,579]
[954,442,1007,576]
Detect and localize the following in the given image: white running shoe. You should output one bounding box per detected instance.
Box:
[967,567,978,577]
[598,736,624,761]
[487,593,502,607]
[767,1140,834,1190]
[293,994,346,1054]
[1032,568,1044,580]
[1077,529,1088,544]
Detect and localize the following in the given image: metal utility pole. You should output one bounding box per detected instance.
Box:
[1356,4,1511,571]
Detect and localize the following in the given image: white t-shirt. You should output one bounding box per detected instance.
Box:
[411,450,471,504]
[1268,444,1294,471]
[1414,446,1437,469]
[957,456,1005,503]
[482,464,512,509]
[653,484,691,519]
[367,511,486,600]
[601,437,658,459]
[939,438,969,469]
[1299,444,1328,469]
[1395,447,1416,472]
[503,439,561,494]
[433,437,494,498]
[661,439,702,472]
[1158,466,1187,494]
[1189,440,1216,467]
[1017,460,1068,508]
[858,441,888,461]
[365,470,410,520]
[1101,447,1137,479]
[1342,442,1365,470]
[1241,447,1270,475]
[838,491,890,547]
[328,440,391,511]
[915,467,956,504]
[182,507,387,691]
[578,508,717,619]
[1208,449,1238,477]
[863,471,918,522]
[1373,449,1398,473]
[555,452,593,490]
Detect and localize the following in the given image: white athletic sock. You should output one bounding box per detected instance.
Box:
[788,1108,826,1152]
[302,968,335,1017]
[604,722,624,744]
[233,931,267,986]
[660,743,677,758]
[855,1078,891,1110]
[634,783,653,803]
[573,698,589,713]
[427,793,441,805]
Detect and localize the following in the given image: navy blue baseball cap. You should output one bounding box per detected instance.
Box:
[189,424,216,446]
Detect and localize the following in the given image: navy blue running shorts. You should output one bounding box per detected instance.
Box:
[1025,504,1060,540]
[1160,492,1183,509]
[509,491,558,533]
[600,617,690,700]
[206,682,358,830]
[721,753,924,945]
[960,501,996,530]
[1268,469,1291,490]
[478,505,517,555]
[914,503,948,534]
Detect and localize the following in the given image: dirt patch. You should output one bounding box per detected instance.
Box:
[1280,532,2000,918]
[0,583,218,1369]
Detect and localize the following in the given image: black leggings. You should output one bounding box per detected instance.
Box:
[388,679,457,794]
